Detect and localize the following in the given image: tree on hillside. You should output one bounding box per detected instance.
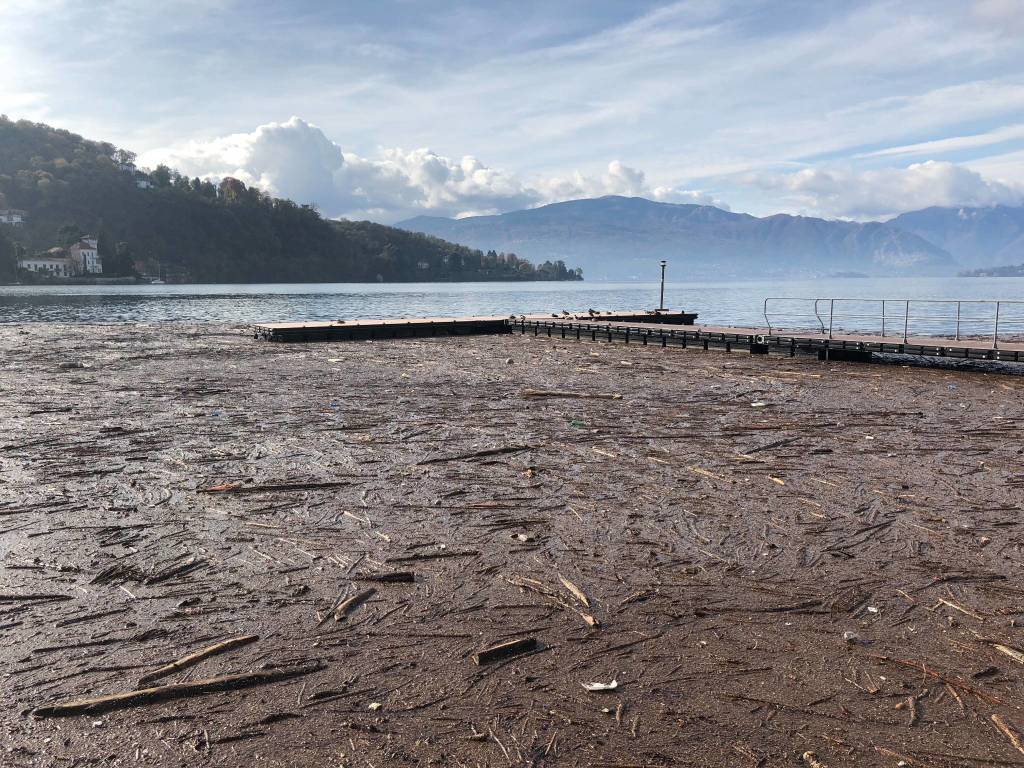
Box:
[57,223,82,247]
[150,164,172,188]
[112,148,136,167]
[0,229,17,281]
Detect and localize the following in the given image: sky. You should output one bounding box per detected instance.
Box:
[4,0,1024,223]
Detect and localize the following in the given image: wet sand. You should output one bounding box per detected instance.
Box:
[2,323,1024,767]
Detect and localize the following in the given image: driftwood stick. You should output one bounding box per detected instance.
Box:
[416,445,532,466]
[0,593,73,602]
[558,575,591,609]
[32,664,319,718]
[137,634,259,688]
[521,389,622,400]
[865,653,1004,705]
[334,588,376,621]
[991,714,1024,756]
[356,571,415,583]
[473,637,538,665]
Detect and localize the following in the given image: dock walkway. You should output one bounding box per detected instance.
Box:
[254,310,697,342]
[515,318,1024,363]
[254,310,1023,364]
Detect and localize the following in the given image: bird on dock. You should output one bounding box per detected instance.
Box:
[551,313,559,318]
[561,310,571,317]
[518,314,526,320]
[587,308,597,317]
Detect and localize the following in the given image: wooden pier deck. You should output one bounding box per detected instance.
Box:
[254,310,697,342]
[515,317,1024,363]
[253,310,1023,363]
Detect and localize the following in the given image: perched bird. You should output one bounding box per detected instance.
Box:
[518,314,526,320]
[587,308,597,316]
[561,310,571,317]
[551,313,559,318]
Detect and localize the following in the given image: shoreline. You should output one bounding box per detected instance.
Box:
[2,323,1023,766]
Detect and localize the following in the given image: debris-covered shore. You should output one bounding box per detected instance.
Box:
[2,322,1024,767]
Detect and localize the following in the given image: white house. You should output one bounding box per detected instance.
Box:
[69,236,102,274]
[19,248,76,277]
[0,208,26,225]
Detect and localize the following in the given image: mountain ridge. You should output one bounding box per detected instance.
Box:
[888,204,1024,270]
[398,196,958,280]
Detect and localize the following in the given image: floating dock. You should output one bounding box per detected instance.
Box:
[254,303,1023,364]
[254,310,698,342]
[514,318,1024,363]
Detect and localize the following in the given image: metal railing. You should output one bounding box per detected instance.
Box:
[763,298,1024,349]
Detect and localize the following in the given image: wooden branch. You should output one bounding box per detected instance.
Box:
[32,664,319,718]
[137,634,259,688]
[473,637,538,665]
[521,389,622,400]
[334,588,376,621]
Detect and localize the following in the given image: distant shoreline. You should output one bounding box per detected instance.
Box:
[1,275,585,287]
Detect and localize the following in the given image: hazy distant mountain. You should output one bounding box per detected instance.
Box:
[888,205,1024,271]
[399,196,954,280]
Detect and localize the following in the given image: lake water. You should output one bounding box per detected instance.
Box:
[2,278,1024,337]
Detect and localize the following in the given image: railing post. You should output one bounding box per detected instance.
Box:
[814,299,826,333]
[881,299,885,337]
[764,298,772,335]
[828,299,834,339]
[903,300,910,343]
[956,302,961,341]
[994,301,1001,349]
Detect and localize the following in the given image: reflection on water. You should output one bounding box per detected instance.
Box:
[1,278,1023,329]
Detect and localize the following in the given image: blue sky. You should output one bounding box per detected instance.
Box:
[4,0,1024,222]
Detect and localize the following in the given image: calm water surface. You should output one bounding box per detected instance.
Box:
[2,278,1023,331]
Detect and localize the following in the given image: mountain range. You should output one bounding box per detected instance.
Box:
[399,196,1024,280]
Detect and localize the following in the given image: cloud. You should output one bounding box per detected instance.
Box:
[142,117,730,221]
[754,160,1024,219]
[972,0,1024,35]
[859,123,1024,159]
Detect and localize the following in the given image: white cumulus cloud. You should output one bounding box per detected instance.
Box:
[754,160,1024,219]
[140,117,729,222]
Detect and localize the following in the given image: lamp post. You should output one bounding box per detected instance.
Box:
[658,260,667,311]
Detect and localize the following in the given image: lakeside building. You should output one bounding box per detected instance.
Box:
[69,236,102,273]
[0,208,26,225]
[18,248,76,277]
[18,236,102,277]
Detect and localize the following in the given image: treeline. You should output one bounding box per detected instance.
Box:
[0,116,582,283]
[960,264,1024,277]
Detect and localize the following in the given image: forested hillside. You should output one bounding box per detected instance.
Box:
[0,117,581,282]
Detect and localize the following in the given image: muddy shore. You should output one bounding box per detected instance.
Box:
[2,322,1024,767]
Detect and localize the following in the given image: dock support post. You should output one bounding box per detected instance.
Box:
[660,332,666,348]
